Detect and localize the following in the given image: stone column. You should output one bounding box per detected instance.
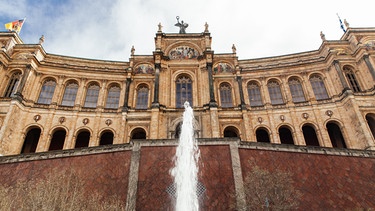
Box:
[363,55,375,81]
[333,60,350,91]
[97,80,107,109]
[53,76,65,105]
[122,77,132,111]
[236,76,246,110]
[13,64,31,101]
[230,142,247,210]
[149,107,160,139]
[152,64,160,108]
[125,141,141,211]
[260,78,270,107]
[210,107,220,138]
[207,63,217,107]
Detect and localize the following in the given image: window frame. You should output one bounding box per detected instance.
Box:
[343,66,361,92]
[267,80,284,105]
[176,75,193,108]
[105,85,121,109]
[288,78,306,103]
[61,82,79,107]
[309,75,329,100]
[219,83,233,108]
[135,85,149,109]
[83,83,100,108]
[4,72,21,97]
[247,82,263,106]
[37,79,56,104]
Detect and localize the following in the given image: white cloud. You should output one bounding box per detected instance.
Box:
[1,0,374,60]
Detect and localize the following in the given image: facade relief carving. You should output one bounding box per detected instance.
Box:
[134,64,154,74]
[213,62,234,74]
[168,46,199,60]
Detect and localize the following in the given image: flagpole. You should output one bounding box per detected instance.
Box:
[336,13,346,33]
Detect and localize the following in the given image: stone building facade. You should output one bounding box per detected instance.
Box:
[0,25,375,210]
[0,25,375,155]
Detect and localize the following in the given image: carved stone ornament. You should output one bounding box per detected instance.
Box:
[326,110,333,117]
[83,118,89,125]
[33,114,41,122]
[105,119,112,126]
[302,113,309,120]
[257,117,263,123]
[59,117,66,124]
[280,115,285,122]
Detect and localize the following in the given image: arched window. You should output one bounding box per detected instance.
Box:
[49,129,66,151]
[279,126,294,145]
[302,125,320,146]
[175,122,182,139]
[105,85,120,109]
[220,83,233,108]
[131,128,147,139]
[256,128,271,143]
[247,82,263,106]
[176,75,193,108]
[365,113,375,140]
[343,66,361,92]
[21,127,41,153]
[37,80,56,104]
[267,80,284,105]
[84,83,100,108]
[75,130,90,148]
[309,75,329,100]
[224,126,239,138]
[100,131,114,145]
[288,78,306,103]
[61,82,78,106]
[327,122,347,148]
[136,85,149,109]
[4,72,21,97]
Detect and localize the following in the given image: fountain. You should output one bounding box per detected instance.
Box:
[170,102,200,211]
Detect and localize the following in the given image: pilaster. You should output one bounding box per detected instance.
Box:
[333,60,350,92]
[236,76,246,110]
[122,77,132,111]
[149,107,160,139]
[363,55,375,81]
[209,107,220,138]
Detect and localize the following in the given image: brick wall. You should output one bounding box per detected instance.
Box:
[0,141,374,210]
[239,148,375,210]
[0,149,132,202]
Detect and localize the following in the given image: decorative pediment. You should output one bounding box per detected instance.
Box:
[168,46,199,60]
[134,64,154,74]
[213,62,234,74]
[364,40,375,50]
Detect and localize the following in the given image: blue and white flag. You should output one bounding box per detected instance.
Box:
[337,14,346,33]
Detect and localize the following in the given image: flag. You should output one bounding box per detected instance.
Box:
[4,19,25,33]
[336,14,346,33]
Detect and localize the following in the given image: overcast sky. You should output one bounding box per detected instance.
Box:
[1,0,374,61]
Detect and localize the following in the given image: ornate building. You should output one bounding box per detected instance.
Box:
[0,24,375,210]
[1,24,375,155]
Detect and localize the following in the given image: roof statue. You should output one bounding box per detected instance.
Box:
[158,22,162,33]
[131,45,135,56]
[320,31,326,41]
[344,19,350,28]
[38,35,45,45]
[175,16,188,34]
[204,22,209,33]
